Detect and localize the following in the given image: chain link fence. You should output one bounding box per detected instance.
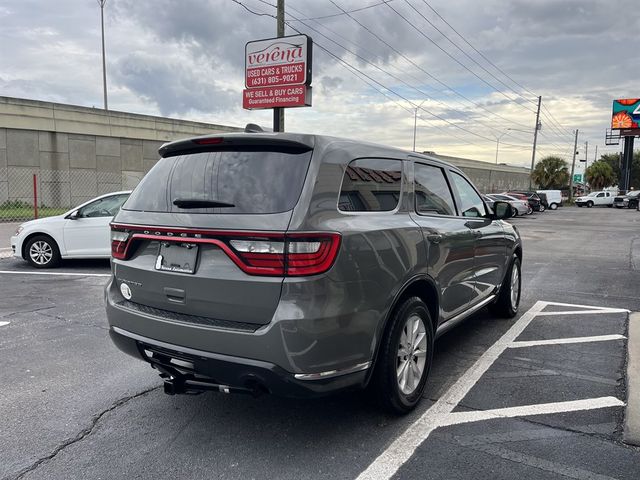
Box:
[0,168,143,258]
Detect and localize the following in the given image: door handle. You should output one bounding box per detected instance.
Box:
[427,234,442,244]
[472,230,483,238]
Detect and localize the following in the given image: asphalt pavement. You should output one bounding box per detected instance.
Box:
[1,206,639,480]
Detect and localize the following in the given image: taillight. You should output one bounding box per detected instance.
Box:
[110,227,130,260]
[227,234,341,276]
[109,224,341,277]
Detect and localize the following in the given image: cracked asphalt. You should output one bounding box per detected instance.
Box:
[1,207,640,479]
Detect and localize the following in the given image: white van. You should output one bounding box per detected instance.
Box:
[536,190,562,210]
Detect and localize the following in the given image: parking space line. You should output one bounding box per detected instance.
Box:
[509,334,626,348]
[442,397,625,427]
[0,321,10,327]
[356,301,548,480]
[541,301,630,313]
[0,270,110,277]
[537,310,630,316]
[357,300,629,480]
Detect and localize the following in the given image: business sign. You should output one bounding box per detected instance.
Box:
[243,34,312,110]
[611,98,640,130]
[573,174,582,183]
[243,85,312,110]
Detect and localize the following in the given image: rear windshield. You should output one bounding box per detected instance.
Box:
[123,149,312,214]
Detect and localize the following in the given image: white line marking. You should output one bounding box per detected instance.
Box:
[537,309,630,316]
[542,301,631,313]
[0,270,110,277]
[0,321,10,327]
[442,397,625,427]
[509,334,626,348]
[356,300,548,480]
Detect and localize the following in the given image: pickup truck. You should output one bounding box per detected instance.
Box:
[575,191,615,208]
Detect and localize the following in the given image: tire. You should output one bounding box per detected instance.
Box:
[25,235,61,268]
[490,255,521,318]
[607,204,613,208]
[539,204,546,212]
[511,207,518,217]
[586,201,593,208]
[371,296,434,414]
[526,206,533,215]
[550,203,558,210]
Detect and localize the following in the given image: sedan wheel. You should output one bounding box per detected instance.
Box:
[25,235,61,268]
[587,201,594,208]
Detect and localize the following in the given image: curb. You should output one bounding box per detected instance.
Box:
[624,312,640,446]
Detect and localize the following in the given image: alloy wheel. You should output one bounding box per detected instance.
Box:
[397,314,427,395]
[29,241,53,265]
[510,263,520,311]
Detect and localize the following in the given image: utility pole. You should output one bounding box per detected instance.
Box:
[98,0,108,110]
[584,141,589,189]
[568,129,579,201]
[528,95,542,189]
[594,145,598,162]
[273,0,285,132]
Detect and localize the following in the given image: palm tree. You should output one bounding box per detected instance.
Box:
[531,156,569,189]
[585,161,616,190]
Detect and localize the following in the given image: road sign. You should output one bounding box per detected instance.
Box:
[243,34,312,110]
[573,174,582,183]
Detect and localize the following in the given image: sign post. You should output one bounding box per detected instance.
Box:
[243,33,313,126]
[611,98,640,191]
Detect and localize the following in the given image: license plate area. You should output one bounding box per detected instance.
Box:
[155,242,199,274]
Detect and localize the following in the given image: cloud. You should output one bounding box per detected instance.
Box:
[0,0,637,168]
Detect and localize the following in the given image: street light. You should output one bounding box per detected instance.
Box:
[495,129,511,164]
[98,0,108,110]
[412,99,428,152]
[495,127,534,164]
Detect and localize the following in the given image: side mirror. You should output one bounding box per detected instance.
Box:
[493,201,512,220]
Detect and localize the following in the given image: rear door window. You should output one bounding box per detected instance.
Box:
[123,149,312,214]
[339,158,402,212]
[414,163,456,215]
[450,171,487,218]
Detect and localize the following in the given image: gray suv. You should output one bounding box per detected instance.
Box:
[105,132,521,413]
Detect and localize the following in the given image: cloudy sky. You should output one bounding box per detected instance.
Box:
[1,0,638,171]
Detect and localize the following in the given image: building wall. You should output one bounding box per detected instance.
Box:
[0,97,241,208]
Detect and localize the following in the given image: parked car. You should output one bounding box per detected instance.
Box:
[507,191,545,212]
[11,191,131,268]
[536,190,562,210]
[575,191,615,208]
[105,132,522,414]
[487,193,532,216]
[613,190,640,209]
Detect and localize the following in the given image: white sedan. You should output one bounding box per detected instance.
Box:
[10,191,131,268]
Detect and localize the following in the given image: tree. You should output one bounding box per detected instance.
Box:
[599,150,640,189]
[585,161,616,190]
[531,156,569,189]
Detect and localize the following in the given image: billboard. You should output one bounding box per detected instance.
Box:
[243,34,312,110]
[611,98,640,130]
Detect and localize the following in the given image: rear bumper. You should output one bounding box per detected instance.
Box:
[109,325,369,398]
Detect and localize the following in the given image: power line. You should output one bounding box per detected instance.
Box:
[285,0,394,21]
[383,1,538,113]
[323,0,533,130]
[404,0,538,106]
[282,5,526,138]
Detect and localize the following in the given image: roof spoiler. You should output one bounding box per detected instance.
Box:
[158,132,314,158]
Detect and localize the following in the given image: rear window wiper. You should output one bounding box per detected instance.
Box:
[172,199,236,209]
